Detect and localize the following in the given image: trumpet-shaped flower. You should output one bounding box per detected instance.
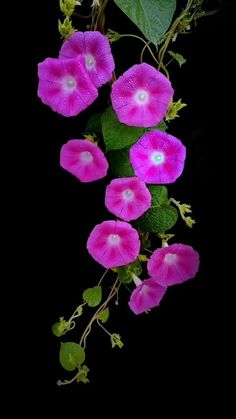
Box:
[130,130,186,184]
[147,243,200,286]
[128,275,167,315]
[38,56,98,117]
[105,177,151,221]
[111,63,173,127]
[60,139,108,182]
[87,220,140,268]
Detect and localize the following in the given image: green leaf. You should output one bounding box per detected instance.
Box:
[168,50,186,67]
[136,186,177,232]
[101,106,144,151]
[59,342,85,371]
[148,185,169,206]
[102,105,167,153]
[113,0,176,45]
[85,112,102,134]
[136,204,178,233]
[117,259,143,284]
[83,286,102,307]
[97,307,109,323]
[108,146,134,177]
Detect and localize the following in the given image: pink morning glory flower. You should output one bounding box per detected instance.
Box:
[87,220,140,268]
[128,274,167,315]
[38,56,98,117]
[147,243,200,286]
[111,63,173,128]
[60,139,108,182]
[130,130,186,184]
[105,177,151,221]
[59,31,115,88]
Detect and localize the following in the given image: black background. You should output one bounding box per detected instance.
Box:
[30,0,233,410]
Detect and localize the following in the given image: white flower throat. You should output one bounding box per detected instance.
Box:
[122,189,134,201]
[85,54,96,70]
[135,90,149,105]
[151,151,165,165]
[108,234,120,245]
[64,77,77,90]
[80,151,93,163]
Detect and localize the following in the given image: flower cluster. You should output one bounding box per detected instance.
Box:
[129,243,199,314]
[38,32,199,314]
[38,31,115,117]
[38,7,201,383]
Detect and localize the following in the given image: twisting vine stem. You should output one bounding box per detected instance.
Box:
[79,277,120,349]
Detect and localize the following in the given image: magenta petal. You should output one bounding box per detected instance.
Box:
[105,177,151,221]
[59,31,115,87]
[38,56,98,117]
[128,278,167,315]
[60,139,108,182]
[147,243,200,286]
[111,63,174,127]
[130,130,186,184]
[87,220,140,268]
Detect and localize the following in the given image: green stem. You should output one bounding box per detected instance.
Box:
[98,268,109,285]
[57,370,80,386]
[68,302,86,324]
[79,277,120,349]
[140,41,151,63]
[158,0,194,70]
[119,34,159,66]
[97,320,112,337]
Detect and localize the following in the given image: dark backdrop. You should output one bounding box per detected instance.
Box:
[30,0,233,410]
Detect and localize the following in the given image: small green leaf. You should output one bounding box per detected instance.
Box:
[52,317,70,337]
[136,204,178,233]
[59,342,85,371]
[101,106,144,151]
[113,0,176,45]
[52,322,65,337]
[58,16,75,39]
[83,286,102,307]
[76,365,90,384]
[76,305,83,316]
[108,146,134,177]
[168,50,186,67]
[138,254,148,262]
[85,112,102,134]
[97,308,109,323]
[111,333,124,349]
[166,99,187,122]
[117,259,143,284]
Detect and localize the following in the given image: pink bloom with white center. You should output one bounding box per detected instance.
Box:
[147,243,200,286]
[87,220,140,268]
[38,56,98,117]
[105,177,151,221]
[60,139,108,182]
[130,130,186,184]
[128,275,167,315]
[111,63,173,128]
[59,31,115,88]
